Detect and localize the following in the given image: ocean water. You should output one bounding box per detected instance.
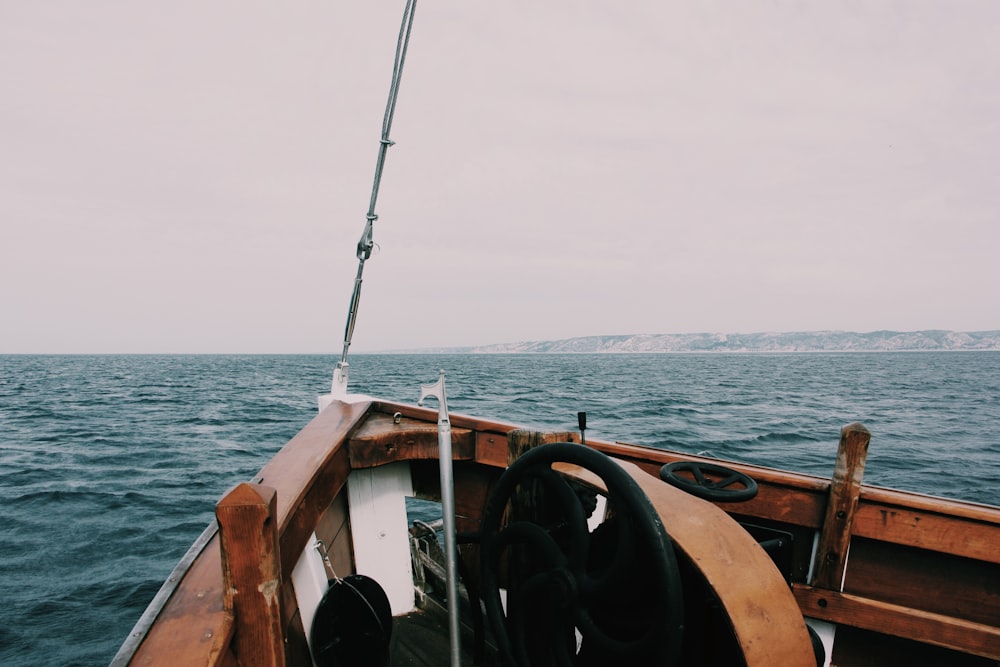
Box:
[1,352,997,666]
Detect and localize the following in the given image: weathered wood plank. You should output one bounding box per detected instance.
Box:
[216,482,285,667]
[474,430,509,468]
[126,535,233,666]
[794,584,1000,660]
[812,422,871,590]
[830,625,997,667]
[842,538,1000,627]
[348,412,475,468]
[852,498,1000,564]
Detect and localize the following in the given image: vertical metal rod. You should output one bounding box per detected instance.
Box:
[418,370,461,667]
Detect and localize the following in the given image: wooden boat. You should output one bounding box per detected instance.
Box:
[110,5,999,665]
[110,387,1000,666]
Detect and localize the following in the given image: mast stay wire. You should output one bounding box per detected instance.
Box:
[333,0,418,394]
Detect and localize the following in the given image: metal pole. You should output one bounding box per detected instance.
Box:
[418,370,461,667]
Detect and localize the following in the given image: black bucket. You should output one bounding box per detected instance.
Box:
[310,574,393,667]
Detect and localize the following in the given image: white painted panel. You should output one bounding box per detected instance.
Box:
[588,494,608,532]
[347,462,415,615]
[291,532,329,653]
[805,618,836,667]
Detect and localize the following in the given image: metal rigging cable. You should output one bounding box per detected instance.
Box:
[333,0,418,394]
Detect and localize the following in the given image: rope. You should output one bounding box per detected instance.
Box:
[338,0,419,370]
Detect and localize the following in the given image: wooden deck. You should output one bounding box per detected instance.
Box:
[393,610,493,667]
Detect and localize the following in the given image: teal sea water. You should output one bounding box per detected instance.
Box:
[1,352,998,666]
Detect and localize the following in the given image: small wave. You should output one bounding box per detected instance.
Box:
[53,577,162,610]
[229,414,292,425]
[750,431,821,445]
[646,436,697,450]
[0,467,54,488]
[8,488,165,512]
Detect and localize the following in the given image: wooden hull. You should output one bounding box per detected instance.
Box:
[112,397,1000,666]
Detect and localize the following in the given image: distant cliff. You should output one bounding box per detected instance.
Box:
[413,330,1000,354]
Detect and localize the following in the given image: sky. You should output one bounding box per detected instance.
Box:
[2,1,998,353]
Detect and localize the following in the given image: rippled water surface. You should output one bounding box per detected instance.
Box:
[1,352,997,665]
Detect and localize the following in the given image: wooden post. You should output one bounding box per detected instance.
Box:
[507,429,574,465]
[216,482,286,667]
[507,430,573,518]
[811,423,871,590]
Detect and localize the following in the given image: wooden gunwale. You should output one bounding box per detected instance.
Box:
[253,399,372,577]
[118,397,1000,665]
[580,431,1000,563]
[366,400,1000,564]
[371,401,831,512]
[109,521,222,666]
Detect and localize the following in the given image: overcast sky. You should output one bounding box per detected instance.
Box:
[2,2,998,353]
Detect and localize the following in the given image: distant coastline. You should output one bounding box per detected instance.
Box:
[386,330,1000,354]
